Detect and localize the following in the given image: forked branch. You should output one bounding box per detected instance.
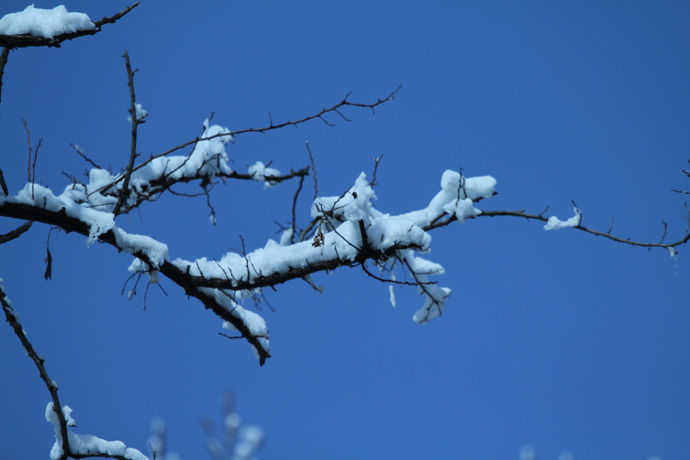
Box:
[90,85,402,198]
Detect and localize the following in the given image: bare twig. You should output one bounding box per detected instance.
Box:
[32,138,42,197]
[306,141,318,201]
[290,175,305,244]
[44,227,57,280]
[0,167,9,196]
[70,144,102,170]
[0,47,10,105]
[22,119,41,200]
[0,222,31,245]
[370,154,384,188]
[361,263,434,286]
[112,50,140,215]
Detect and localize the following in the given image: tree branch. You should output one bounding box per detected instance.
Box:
[89,86,402,198]
[0,221,31,245]
[0,46,9,105]
[423,208,690,250]
[0,201,272,365]
[112,50,139,216]
[0,281,72,457]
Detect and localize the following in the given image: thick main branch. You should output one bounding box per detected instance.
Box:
[0,201,272,365]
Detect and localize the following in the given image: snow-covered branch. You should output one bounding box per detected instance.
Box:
[0,3,139,49]
[1,280,149,460]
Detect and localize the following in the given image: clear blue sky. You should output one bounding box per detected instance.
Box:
[1,1,689,459]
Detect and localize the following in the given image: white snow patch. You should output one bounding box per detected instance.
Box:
[127,103,148,123]
[0,5,95,38]
[443,197,481,224]
[248,161,281,188]
[389,285,396,308]
[115,229,169,269]
[544,206,583,230]
[45,402,149,460]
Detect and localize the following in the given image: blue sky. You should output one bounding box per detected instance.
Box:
[1,1,689,459]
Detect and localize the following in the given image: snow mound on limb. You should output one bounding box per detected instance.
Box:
[0,5,95,38]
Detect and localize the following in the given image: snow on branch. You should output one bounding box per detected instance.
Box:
[171,170,495,326]
[4,145,689,366]
[45,403,149,460]
[0,3,139,49]
[118,85,403,185]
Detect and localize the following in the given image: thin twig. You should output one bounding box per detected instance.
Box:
[0,47,10,105]
[32,138,42,198]
[361,263,433,286]
[0,167,9,196]
[112,49,140,215]
[290,175,305,244]
[370,154,384,188]
[70,144,102,169]
[471,209,690,250]
[306,141,318,201]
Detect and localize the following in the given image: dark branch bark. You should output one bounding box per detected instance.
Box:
[0,47,9,105]
[0,221,31,244]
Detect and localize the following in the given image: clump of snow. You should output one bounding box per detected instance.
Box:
[400,170,496,227]
[544,206,583,230]
[311,172,380,225]
[248,161,281,188]
[116,230,168,268]
[13,183,115,245]
[279,227,293,246]
[174,169,498,332]
[443,197,481,224]
[389,285,396,308]
[0,5,95,38]
[667,247,677,259]
[45,402,149,460]
[186,124,234,178]
[127,103,148,123]
[212,290,270,359]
